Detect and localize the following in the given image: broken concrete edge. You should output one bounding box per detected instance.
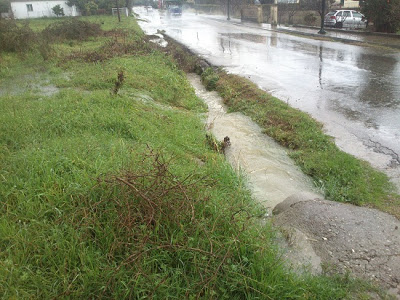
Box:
[275,225,323,275]
[272,192,325,275]
[273,194,400,297]
[272,192,322,215]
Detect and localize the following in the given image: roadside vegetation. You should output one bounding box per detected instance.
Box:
[0,15,391,298]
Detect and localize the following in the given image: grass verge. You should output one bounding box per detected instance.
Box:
[0,15,390,298]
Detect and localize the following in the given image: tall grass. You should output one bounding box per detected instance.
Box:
[0,16,387,298]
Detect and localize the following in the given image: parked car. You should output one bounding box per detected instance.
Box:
[167,5,182,16]
[324,10,367,29]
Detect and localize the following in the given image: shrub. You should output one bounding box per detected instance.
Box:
[0,19,36,53]
[304,13,317,26]
[52,4,65,17]
[42,18,103,41]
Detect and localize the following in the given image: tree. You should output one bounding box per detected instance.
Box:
[67,0,87,13]
[52,4,65,16]
[361,0,400,33]
[126,0,133,15]
[84,0,98,15]
[278,3,299,25]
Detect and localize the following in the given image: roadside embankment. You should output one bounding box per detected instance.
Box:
[1,15,385,298]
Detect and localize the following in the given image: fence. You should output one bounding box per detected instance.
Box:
[111,7,129,17]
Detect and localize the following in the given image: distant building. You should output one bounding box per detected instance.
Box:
[331,0,360,8]
[277,0,300,4]
[10,0,80,19]
[340,0,360,8]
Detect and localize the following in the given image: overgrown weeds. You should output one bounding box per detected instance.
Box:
[77,149,230,296]
[0,18,103,60]
[67,148,361,298]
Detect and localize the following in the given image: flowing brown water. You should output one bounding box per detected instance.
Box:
[188,74,322,211]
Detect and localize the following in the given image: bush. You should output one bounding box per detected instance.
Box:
[42,18,103,41]
[0,19,36,53]
[52,4,65,17]
[304,13,317,26]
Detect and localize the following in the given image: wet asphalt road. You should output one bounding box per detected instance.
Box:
[135,8,400,188]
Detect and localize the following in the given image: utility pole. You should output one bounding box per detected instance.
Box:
[116,0,121,22]
[227,0,230,20]
[318,0,326,34]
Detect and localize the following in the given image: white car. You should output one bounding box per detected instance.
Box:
[324,10,367,29]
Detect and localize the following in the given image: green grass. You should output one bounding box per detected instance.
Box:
[0,15,389,298]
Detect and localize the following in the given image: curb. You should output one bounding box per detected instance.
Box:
[274,28,400,49]
[292,24,400,39]
[208,16,400,49]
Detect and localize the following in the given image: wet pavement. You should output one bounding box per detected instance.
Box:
[135,8,400,191]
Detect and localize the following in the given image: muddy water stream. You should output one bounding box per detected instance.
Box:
[188,74,321,210]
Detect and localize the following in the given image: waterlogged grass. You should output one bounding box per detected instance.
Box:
[202,70,400,216]
[0,16,387,298]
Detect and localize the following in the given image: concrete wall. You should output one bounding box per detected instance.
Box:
[241,5,263,23]
[11,0,79,19]
[275,8,320,26]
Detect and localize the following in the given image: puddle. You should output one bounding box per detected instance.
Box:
[0,75,59,97]
[220,33,267,44]
[188,73,321,211]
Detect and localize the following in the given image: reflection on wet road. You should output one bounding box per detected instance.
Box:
[136,9,400,189]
